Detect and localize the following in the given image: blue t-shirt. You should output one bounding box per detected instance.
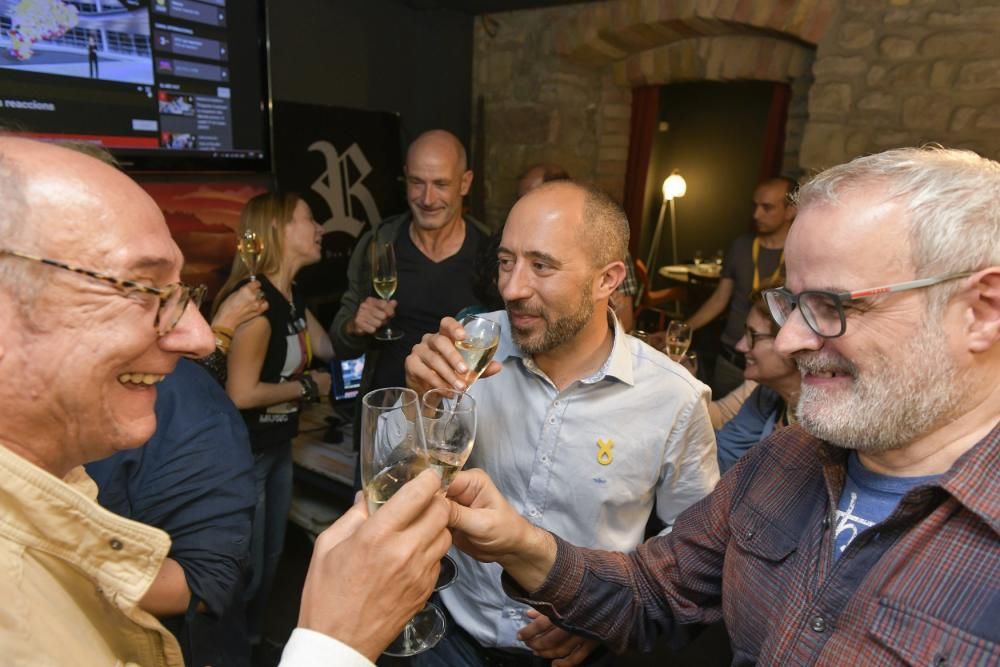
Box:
[833,452,940,559]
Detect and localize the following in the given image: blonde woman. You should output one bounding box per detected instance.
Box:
[214,192,333,649]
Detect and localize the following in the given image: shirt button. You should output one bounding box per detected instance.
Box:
[109,538,124,551]
[810,615,827,633]
[529,508,539,517]
[744,529,754,540]
[548,417,556,425]
[553,400,561,407]
[541,455,549,463]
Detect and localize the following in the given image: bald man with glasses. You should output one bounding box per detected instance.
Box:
[444,146,1000,665]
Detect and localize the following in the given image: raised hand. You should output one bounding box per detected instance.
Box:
[347,297,397,337]
[405,317,502,396]
[297,470,451,660]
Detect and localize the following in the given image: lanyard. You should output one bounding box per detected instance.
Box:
[752,236,785,291]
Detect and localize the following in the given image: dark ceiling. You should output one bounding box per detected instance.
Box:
[393,0,601,15]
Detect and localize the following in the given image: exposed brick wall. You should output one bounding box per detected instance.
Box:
[472,0,1000,227]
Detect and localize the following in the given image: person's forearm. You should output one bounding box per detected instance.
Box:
[498,524,559,593]
[227,378,305,410]
[140,557,191,617]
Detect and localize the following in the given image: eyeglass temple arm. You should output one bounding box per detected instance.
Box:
[844,271,975,300]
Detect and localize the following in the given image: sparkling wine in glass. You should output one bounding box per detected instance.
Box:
[455,315,500,386]
[664,320,692,360]
[237,230,263,281]
[360,387,445,656]
[370,240,403,342]
[421,388,477,591]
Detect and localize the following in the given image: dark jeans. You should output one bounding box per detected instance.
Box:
[412,597,615,667]
[245,442,293,641]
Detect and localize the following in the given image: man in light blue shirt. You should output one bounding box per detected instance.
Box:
[406,181,719,666]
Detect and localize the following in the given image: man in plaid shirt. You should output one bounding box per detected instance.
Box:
[446,147,999,666]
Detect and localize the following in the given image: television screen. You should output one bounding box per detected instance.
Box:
[0,0,269,171]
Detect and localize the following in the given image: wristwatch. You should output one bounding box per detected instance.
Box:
[299,374,320,403]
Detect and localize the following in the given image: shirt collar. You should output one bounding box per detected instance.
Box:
[492,308,635,387]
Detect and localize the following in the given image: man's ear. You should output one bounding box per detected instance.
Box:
[595,260,626,299]
[460,170,474,197]
[964,267,1000,353]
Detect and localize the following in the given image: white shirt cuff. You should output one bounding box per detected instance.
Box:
[278,628,375,667]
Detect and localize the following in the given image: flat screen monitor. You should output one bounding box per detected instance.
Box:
[330,355,364,403]
[0,0,270,171]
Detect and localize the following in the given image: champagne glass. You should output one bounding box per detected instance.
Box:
[692,249,704,267]
[713,248,725,267]
[360,387,446,656]
[237,230,263,280]
[421,388,477,591]
[664,320,692,361]
[370,240,403,341]
[455,315,501,386]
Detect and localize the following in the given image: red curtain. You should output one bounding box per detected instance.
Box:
[758,82,791,180]
[623,86,660,257]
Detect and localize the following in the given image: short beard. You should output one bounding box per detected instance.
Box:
[794,319,962,453]
[507,288,594,356]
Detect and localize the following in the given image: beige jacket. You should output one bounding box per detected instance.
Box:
[0,444,182,667]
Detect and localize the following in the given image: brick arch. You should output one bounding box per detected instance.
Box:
[554,0,833,66]
[528,1,835,194]
[613,34,814,87]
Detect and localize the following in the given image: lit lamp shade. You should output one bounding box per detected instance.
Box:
[662,173,687,200]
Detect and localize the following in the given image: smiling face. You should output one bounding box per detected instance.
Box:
[498,185,601,355]
[0,139,213,475]
[774,187,963,453]
[735,307,796,386]
[405,131,473,233]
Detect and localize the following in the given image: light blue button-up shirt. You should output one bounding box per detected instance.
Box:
[441,310,720,649]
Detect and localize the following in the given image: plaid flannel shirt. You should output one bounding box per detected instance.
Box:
[514,422,999,666]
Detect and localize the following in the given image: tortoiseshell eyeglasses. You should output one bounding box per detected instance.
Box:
[0,248,206,336]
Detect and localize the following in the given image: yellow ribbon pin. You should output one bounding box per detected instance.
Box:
[596,438,614,465]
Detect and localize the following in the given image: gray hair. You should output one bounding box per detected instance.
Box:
[797,147,1000,313]
[798,146,1000,275]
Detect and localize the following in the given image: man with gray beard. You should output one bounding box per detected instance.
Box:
[442,147,1000,665]
[406,180,719,666]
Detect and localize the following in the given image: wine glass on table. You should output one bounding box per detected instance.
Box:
[420,388,477,590]
[370,240,403,341]
[360,387,445,657]
[664,320,692,362]
[237,230,263,281]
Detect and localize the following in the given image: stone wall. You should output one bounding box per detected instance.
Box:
[472,0,1000,227]
[473,7,607,227]
[801,0,1000,172]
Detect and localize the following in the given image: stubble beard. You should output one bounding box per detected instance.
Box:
[794,320,962,454]
[508,287,594,356]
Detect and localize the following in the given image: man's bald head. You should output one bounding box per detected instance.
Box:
[518,180,629,271]
[0,137,172,304]
[517,163,570,199]
[406,129,467,173]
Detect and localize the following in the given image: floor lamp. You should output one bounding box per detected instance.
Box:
[641,170,687,302]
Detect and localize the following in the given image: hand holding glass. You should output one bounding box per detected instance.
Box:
[664,320,692,360]
[455,315,500,386]
[370,241,403,341]
[421,388,477,591]
[237,230,263,280]
[360,387,445,656]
